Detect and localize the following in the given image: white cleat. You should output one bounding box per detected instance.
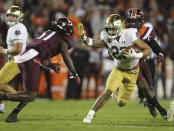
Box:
[167,101,174,122]
[83,115,93,123]
[0,108,6,113]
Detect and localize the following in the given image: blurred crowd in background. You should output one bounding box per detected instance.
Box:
[1,0,174,100]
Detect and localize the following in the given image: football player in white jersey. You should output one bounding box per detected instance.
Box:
[77,14,152,123]
[0,6,28,113]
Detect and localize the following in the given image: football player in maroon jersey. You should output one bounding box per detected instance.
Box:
[125,8,167,119]
[0,17,80,122]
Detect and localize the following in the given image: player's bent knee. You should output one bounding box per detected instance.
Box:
[26,92,37,102]
[117,99,128,107]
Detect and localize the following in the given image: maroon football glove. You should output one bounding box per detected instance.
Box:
[47,62,60,73]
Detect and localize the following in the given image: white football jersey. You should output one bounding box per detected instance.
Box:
[100,28,139,70]
[6,23,28,58]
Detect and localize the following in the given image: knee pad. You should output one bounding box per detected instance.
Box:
[117,99,128,107]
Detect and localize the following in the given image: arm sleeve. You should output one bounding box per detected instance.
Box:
[146,39,162,55]
[62,35,73,49]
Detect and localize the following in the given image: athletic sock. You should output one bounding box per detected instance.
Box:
[0,103,5,110]
[88,109,95,117]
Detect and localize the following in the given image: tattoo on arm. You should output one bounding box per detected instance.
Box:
[60,40,77,75]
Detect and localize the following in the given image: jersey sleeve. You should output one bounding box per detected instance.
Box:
[125,28,138,43]
[10,25,28,43]
[139,25,156,42]
[62,35,73,49]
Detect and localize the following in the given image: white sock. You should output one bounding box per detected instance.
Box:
[0,104,5,110]
[88,109,95,117]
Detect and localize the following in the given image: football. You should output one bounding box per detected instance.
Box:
[123,45,141,55]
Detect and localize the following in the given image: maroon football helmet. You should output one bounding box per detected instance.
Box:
[50,17,74,35]
[125,8,144,29]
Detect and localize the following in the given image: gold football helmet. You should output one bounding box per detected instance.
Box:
[104,14,124,40]
[6,5,24,26]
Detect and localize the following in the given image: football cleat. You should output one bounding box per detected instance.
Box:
[0,108,6,113]
[83,115,93,123]
[6,112,19,122]
[146,102,157,117]
[159,108,167,119]
[167,100,174,122]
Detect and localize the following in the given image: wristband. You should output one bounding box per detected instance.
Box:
[81,35,87,41]
[158,53,163,56]
[69,73,78,79]
[2,49,8,54]
[87,38,93,46]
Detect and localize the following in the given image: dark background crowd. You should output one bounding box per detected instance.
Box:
[0,0,174,100]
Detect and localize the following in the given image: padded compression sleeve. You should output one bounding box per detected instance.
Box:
[146,39,162,55]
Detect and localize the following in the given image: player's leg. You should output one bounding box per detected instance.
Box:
[167,100,174,122]
[83,66,123,123]
[116,67,139,107]
[0,59,21,113]
[6,101,28,122]
[141,61,167,118]
[0,91,5,113]
[3,59,40,122]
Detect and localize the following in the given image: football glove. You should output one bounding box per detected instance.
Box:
[47,62,60,74]
[77,23,86,40]
[124,48,143,59]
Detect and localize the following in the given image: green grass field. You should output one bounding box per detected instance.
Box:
[0,99,174,131]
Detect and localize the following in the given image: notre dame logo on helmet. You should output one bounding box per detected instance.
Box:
[15,30,21,36]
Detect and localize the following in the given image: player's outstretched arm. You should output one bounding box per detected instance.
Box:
[60,40,77,76]
[77,23,106,48]
[133,38,152,58]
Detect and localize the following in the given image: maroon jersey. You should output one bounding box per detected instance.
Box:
[27,30,73,60]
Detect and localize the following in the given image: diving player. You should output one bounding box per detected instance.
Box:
[0,17,80,122]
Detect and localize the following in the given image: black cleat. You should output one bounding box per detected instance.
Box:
[6,113,19,122]
[160,108,167,119]
[139,98,146,105]
[146,102,157,117]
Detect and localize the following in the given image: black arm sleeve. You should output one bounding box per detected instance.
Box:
[146,39,162,55]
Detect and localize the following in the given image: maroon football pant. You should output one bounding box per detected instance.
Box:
[19,58,41,92]
[137,59,153,86]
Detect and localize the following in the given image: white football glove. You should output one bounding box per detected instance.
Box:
[124,48,143,59]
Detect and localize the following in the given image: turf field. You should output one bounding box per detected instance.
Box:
[0,99,174,131]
